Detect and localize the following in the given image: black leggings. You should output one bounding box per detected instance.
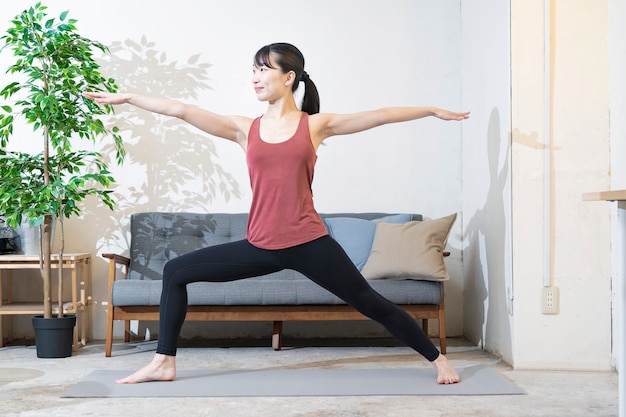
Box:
[156,235,440,361]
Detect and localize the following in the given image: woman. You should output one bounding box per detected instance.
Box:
[84,42,469,385]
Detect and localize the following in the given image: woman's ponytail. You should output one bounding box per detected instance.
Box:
[300,73,320,115]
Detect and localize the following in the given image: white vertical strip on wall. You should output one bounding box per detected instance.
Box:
[543,0,552,287]
[609,0,626,379]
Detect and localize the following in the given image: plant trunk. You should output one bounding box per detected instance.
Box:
[40,122,52,318]
[57,215,64,318]
[40,216,53,319]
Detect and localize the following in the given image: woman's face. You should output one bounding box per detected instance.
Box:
[252,54,292,102]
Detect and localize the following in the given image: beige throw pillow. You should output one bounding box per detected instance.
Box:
[361,213,457,281]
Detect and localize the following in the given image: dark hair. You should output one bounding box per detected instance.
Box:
[254,43,320,115]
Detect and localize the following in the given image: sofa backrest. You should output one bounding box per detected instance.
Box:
[127,212,422,281]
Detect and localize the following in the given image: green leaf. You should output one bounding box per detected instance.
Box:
[1,105,11,112]
[59,10,69,21]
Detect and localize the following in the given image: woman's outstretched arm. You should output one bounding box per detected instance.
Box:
[310,106,470,145]
[83,92,251,146]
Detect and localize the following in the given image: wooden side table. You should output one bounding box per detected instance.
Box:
[583,189,626,417]
[0,253,92,351]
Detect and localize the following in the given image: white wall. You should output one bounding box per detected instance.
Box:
[511,0,612,370]
[0,1,465,342]
[456,0,615,372]
[461,0,614,371]
[460,2,514,362]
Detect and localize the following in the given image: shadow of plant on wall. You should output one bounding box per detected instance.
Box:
[80,36,243,255]
[129,213,217,281]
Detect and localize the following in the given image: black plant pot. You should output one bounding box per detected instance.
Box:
[31,314,76,358]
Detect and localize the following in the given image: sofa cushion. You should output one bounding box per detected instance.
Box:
[361,213,457,281]
[324,214,413,270]
[111,277,443,306]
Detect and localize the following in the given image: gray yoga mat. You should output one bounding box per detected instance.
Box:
[61,364,524,397]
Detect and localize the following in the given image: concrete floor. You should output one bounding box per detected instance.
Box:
[0,337,618,417]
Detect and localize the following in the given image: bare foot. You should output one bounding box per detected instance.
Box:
[432,354,460,384]
[116,353,177,384]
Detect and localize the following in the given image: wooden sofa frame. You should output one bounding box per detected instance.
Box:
[103,253,447,357]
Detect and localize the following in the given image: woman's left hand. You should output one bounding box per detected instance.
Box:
[433,108,471,121]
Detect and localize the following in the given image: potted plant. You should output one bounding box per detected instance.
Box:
[0,2,124,357]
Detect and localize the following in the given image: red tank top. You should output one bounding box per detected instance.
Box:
[246,113,328,249]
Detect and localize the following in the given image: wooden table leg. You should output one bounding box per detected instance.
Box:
[0,270,13,347]
[83,258,91,345]
[618,201,626,417]
[0,269,4,348]
[71,264,79,351]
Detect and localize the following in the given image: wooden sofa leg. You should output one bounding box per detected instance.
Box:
[272,321,283,350]
[438,308,447,355]
[438,283,447,355]
[105,308,114,358]
[124,320,131,342]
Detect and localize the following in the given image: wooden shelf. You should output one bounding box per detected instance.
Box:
[0,253,92,350]
[0,301,83,315]
[583,189,626,202]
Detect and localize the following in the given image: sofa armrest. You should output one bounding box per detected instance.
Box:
[102,253,131,268]
[102,253,130,307]
[102,253,131,357]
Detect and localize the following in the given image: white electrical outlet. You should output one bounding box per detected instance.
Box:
[542,286,560,314]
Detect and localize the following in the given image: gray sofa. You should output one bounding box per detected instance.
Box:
[103,212,447,357]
